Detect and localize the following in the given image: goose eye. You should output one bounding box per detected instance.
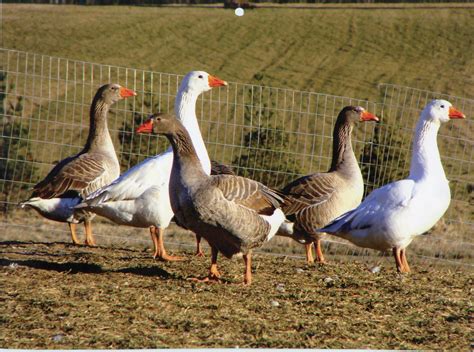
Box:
[198,75,203,79]
[440,105,445,109]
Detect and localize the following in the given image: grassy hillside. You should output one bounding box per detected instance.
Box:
[1,4,472,254]
[3,4,474,101]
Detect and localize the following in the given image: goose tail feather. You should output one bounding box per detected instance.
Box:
[261,208,286,242]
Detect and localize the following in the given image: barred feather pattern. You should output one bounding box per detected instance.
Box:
[163,117,285,258]
[279,107,365,242]
[32,152,117,199]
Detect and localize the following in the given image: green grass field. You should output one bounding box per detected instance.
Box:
[3,4,474,101]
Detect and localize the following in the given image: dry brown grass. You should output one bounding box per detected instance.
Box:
[1,238,471,349]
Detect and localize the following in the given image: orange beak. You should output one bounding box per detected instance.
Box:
[136,119,154,133]
[448,106,465,119]
[360,110,379,122]
[119,87,137,98]
[208,75,228,88]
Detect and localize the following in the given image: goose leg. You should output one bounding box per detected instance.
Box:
[149,226,160,259]
[305,243,315,264]
[315,239,326,263]
[195,234,205,257]
[400,248,411,273]
[392,247,403,272]
[68,223,80,245]
[84,220,96,246]
[190,246,221,283]
[208,246,221,281]
[243,251,252,286]
[154,226,185,262]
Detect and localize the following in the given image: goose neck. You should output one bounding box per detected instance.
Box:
[167,127,207,179]
[174,88,211,174]
[175,89,199,125]
[409,119,445,181]
[84,98,115,154]
[329,120,358,173]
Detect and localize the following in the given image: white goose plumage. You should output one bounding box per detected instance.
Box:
[77,71,227,260]
[319,99,466,272]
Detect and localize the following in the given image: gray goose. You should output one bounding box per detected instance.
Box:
[278,106,379,263]
[193,160,236,257]
[137,114,285,285]
[21,83,136,245]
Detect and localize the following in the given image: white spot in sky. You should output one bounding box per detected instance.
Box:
[235,7,244,17]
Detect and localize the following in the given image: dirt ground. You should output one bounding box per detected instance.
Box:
[1,236,472,349]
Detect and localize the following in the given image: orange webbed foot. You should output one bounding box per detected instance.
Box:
[154,253,186,262]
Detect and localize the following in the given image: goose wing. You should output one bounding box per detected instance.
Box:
[211,175,283,215]
[320,179,415,234]
[83,151,172,206]
[32,152,108,199]
[210,160,235,175]
[281,173,336,216]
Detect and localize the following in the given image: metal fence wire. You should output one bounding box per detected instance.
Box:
[1,48,473,268]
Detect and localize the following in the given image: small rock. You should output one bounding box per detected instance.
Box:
[370,265,381,274]
[8,263,18,269]
[295,268,304,274]
[323,277,334,284]
[52,334,64,342]
[275,283,285,292]
[270,300,280,307]
[323,277,335,287]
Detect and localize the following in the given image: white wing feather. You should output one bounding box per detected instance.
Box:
[85,148,173,205]
[321,179,416,233]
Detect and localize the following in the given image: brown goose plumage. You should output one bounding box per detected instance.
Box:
[176,160,235,257]
[24,83,136,245]
[193,160,236,256]
[210,160,235,176]
[278,106,379,263]
[137,114,285,285]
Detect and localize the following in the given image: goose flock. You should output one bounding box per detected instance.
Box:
[20,71,466,284]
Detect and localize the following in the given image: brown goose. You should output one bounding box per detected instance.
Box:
[137,114,285,285]
[278,106,379,263]
[21,83,136,245]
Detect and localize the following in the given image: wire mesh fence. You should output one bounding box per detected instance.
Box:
[1,48,472,268]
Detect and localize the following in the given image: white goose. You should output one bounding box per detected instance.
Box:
[77,71,227,260]
[319,99,465,272]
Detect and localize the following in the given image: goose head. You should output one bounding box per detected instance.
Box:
[179,71,228,95]
[421,99,465,124]
[96,83,136,105]
[339,106,379,124]
[136,113,179,136]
